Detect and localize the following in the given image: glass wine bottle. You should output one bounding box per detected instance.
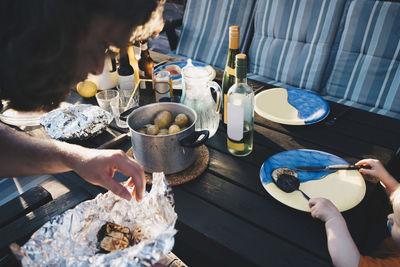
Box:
[227,54,254,157]
[138,40,154,90]
[222,26,240,124]
[118,50,136,108]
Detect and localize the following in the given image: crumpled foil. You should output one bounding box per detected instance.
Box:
[13,173,177,267]
[40,104,113,140]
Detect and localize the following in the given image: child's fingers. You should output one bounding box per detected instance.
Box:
[309,198,317,208]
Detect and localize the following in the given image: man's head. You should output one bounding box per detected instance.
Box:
[0,0,164,111]
[388,187,400,246]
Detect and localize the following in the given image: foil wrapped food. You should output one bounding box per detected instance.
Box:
[40,104,113,140]
[12,173,177,266]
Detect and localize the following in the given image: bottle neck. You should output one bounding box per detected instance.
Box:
[235,62,247,83]
[235,77,247,84]
[118,54,133,76]
[141,41,148,51]
[229,37,239,50]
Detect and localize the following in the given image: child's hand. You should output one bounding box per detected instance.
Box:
[309,198,342,223]
[356,159,391,182]
[356,159,399,194]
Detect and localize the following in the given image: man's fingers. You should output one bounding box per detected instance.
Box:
[131,186,137,201]
[102,178,132,201]
[113,155,145,201]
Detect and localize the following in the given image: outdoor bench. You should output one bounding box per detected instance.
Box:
[169,0,400,120]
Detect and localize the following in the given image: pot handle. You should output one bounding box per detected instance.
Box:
[119,106,138,122]
[179,130,209,147]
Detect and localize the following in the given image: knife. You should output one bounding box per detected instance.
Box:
[295,164,371,171]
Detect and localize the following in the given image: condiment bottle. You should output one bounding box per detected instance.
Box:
[227,54,254,156]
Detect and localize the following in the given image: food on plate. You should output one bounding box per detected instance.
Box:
[146,124,159,135]
[168,124,180,134]
[174,113,189,128]
[97,222,143,253]
[271,167,299,192]
[154,110,172,129]
[164,64,182,78]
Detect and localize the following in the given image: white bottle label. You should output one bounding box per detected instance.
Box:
[227,102,244,141]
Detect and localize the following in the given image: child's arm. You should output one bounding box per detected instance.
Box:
[356,159,399,195]
[309,198,360,267]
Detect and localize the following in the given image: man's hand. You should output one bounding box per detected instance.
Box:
[71,148,145,201]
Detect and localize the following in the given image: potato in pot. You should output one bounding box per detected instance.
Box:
[154,111,172,129]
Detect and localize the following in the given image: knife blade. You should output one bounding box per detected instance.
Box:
[295,164,371,171]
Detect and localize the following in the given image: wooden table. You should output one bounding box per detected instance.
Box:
[1,51,399,266]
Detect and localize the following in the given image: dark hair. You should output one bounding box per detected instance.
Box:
[0,0,161,111]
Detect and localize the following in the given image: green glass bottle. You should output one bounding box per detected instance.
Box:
[227,54,254,157]
[222,26,240,124]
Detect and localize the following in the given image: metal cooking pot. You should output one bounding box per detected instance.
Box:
[126,102,209,174]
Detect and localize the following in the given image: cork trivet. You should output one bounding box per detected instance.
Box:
[127,145,209,186]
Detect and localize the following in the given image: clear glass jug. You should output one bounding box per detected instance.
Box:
[181,66,222,138]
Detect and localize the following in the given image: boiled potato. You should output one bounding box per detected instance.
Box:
[168,124,181,134]
[174,113,189,128]
[157,129,169,136]
[138,124,152,134]
[138,127,147,134]
[146,124,159,135]
[154,111,172,129]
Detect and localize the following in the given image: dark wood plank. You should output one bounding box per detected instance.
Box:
[207,148,266,196]
[173,188,330,266]
[0,190,90,249]
[0,186,52,229]
[254,121,394,164]
[208,126,364,169]
[254,113,399,162]
[329,102,400,136]
[0,247,19,267]
[173,221,255,267]
[53,171,106,198]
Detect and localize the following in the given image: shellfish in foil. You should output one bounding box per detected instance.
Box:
[40,104,113,140]
[12,173,177,267]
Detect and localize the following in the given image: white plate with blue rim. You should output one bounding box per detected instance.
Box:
[154,60,216,89]
[255,88,330,125]
[260,149,366,212]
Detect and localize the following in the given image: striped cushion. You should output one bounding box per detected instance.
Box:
[324,0,400,119]
[174,0,256,69]
[248,0,346,92]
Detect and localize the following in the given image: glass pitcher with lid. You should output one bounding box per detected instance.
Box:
[181,65,222,138]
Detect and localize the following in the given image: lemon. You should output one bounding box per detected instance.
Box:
[77,80,98,98]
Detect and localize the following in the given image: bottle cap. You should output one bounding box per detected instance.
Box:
[229,26,240,49]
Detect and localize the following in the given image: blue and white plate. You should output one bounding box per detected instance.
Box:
[255,88,330,125]
[260,149,365,212]
[154,61,216,89]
